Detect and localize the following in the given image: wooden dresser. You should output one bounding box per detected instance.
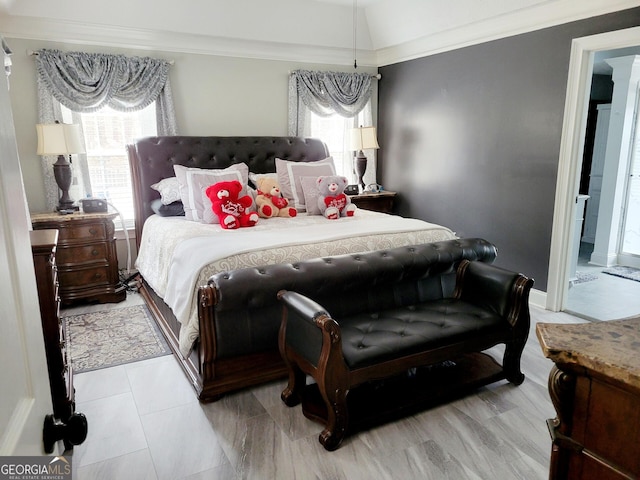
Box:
[537,317,640,480]
[31,211,126,305]
[30,229,74,421]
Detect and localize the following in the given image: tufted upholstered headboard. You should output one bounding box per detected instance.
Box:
[127,136,330,247]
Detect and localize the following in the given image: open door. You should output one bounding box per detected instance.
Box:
[0,37,57,456]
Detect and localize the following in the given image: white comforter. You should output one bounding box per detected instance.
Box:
[135,210,456,356]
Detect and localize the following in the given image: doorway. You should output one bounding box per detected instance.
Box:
[546,26,640,320]
[564,51,640,321]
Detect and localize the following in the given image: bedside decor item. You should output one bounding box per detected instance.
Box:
[36,121,86,212]
[349,125,379,192]
[80,197,108,213]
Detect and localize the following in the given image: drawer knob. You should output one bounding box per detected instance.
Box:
[94,273,103,280]
[91,249,99,256]
[89,227,97,235]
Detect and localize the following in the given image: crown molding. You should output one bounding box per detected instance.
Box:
[375,0,640,66]
[0,15,378,67]
[2,0,637,68]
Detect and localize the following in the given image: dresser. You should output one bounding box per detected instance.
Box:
[536,318,640,479]
[31,211,126,305]
[30,229,74,421]
[349,191,397,213]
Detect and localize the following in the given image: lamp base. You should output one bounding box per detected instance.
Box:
[56,204,79,213]
[354,150,368,192]
[53,154,77,212]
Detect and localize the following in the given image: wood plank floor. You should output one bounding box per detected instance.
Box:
[69,294,586,480]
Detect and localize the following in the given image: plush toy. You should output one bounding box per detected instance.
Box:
[316,175,356,220]
[255,177,297,218]
[205,180,258,229]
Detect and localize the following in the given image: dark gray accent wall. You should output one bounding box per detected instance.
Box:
[378,8,640,291]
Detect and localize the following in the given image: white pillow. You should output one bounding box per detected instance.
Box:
[248,172,278,185]
[275,157,335,212]
[174,163,249,221]
[150,177,181,205]
[300,176,323,215]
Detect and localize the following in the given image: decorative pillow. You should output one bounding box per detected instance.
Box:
[248,171,278,184]
[300,176,323,215]
[174,163,249,221]
[275,157,335,211]
[151,177,181,205]
[150,198,185,217]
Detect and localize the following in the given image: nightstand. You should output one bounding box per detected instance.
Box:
[31,211,126,305]
[349,191,397,213]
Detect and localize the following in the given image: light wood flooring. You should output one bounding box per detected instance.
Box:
[67,294,586,480]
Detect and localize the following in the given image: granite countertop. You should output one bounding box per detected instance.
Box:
[31,210,117,222]
[536,317,640,390]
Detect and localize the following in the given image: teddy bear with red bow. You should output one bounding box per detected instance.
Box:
[205,180,259,229]
[317,175,356,220]
[255,177,297,218]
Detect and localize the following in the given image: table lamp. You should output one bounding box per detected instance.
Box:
[36,122,86,212]
[349,126,379,192]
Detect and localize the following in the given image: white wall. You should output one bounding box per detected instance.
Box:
[6,37,377,267]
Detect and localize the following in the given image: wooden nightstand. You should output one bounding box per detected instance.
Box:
[349,191,397,213]
[31,211,126,305]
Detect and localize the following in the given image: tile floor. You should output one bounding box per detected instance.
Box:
[565,242,640,321]
[63,293,588,480]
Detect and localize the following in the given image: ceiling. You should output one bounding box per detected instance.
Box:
[0,0,637,66]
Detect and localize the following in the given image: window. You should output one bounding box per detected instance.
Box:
[61,104,157,228]
[308,104,371,184]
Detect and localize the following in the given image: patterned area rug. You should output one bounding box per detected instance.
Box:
[602,266,640,283]
[63,304,170,373]
[573,271,598,284]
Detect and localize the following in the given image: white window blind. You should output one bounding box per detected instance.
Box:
[61,104,157,228]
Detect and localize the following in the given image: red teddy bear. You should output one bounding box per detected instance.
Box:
[205,180,258,229]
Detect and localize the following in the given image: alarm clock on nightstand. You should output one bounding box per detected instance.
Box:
[80,198,108,213]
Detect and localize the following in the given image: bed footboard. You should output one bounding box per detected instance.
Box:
[139,278,287,402]
[198,285,287,402]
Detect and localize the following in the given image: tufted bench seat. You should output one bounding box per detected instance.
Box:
[277,249,534,451]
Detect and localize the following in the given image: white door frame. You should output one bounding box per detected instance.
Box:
[547,26,640,311]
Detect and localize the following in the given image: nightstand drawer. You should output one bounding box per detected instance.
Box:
[56,243,108,266]
[59,265,111,287]
[58,223,107,243]
[349,191,397,213]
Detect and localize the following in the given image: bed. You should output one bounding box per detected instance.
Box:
[127,136,457,401]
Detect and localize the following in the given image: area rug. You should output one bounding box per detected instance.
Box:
[573,271,598,284]
[602,266,640,283]
[63,304,171,373]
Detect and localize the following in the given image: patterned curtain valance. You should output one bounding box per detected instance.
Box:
[35,49,171,113]
[291,70,373,118]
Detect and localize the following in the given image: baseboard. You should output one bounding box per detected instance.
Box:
[529,288,547,310]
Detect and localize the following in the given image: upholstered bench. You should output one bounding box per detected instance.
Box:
[277,256,533,451]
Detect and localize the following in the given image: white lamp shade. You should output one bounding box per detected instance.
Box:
[36,123,86,155]
[348,126,379,151]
